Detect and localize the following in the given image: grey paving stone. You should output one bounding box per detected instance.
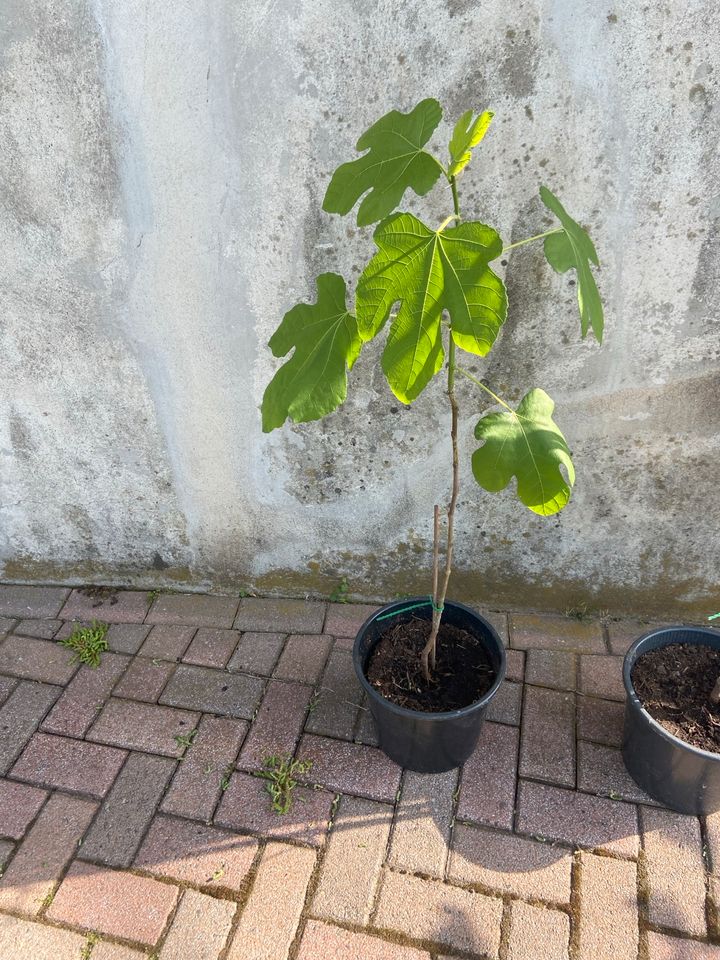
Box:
[160,663,265,719]
[80,752,176,866]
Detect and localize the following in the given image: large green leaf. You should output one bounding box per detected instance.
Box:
[356,213,507,404]
[323,99,444,227]
[448,109,494,178]
[540,186,604,343]
[261,273,361,432]
[472,388,575,516]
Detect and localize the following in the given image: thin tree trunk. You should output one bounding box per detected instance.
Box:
[421,341,460,682]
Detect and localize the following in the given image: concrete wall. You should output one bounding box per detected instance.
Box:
[1,0,718,616]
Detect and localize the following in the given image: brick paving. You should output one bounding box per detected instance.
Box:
[0,586,715,959]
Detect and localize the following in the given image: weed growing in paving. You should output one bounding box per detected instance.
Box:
[329,576,350,603]
[174,729,198,751]
[256,755,312,814]
[220,763,234,792]
[80,933,99,960]
[58,621,109,668]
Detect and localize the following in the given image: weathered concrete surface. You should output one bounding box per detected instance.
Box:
[0,0,718,615]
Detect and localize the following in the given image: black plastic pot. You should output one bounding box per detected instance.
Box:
[353,598,506,773]
[623,626,720,814]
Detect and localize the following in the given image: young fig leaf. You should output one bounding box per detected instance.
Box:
[540,186,604,344]
[448,109,494,178]
[356,212,507,404]
[323,99,444,227]
[261,273,360,432]
[472,388,575,516]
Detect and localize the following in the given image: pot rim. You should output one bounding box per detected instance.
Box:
[352,596,507,722]
[623,625,720,764]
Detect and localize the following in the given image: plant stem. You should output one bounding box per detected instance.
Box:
[501,227,562,255]
[455,366,515,413]
[421,176,462,682]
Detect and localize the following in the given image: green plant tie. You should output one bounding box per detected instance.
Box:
[375,596,444,621]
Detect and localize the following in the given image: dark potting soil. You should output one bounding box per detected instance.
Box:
[365,616,496,712]
[632,642,720,753]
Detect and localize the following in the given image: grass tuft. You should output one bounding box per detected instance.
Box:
[58,621,109,668]
[255,755,312,814]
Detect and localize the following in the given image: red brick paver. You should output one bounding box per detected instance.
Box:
[647,933,720,959]
[297,734,401,802]
[148,593,239,628]
[577,852,638,960]
[304,644,362,740]
[520,686,575,787]
[139,624,195,660]
[41,653,129,737]
[48,860,179,945]
[579,654,626,701]
[576,694,625,746]
[183,627,240,668]
[641,805,707,936]
[216,772,333,847]
[0,634,77,685]
[12,732,127,797]
[0,777,47,839]
[388,768,457,876]
[449,823,573,903]
[374,870,503,957]
[112,656,175,702]
[234,597,325,634]
[457,721,519,829]
[274,634,333,684]
[324,603,379,636]
[134,815,257,892]
[80,752,176,867]
[511,614,605,653]
[312,795,393,923]
[227,631,287,675]
[0,792,97,915]
[298,921,431,960]
[525,649,577,690]
[516,779,639,858]
[486,678,522,725]
[226,841,315,960]
[162,714,247,821]
[0,914,86,960]
[159,663,264,719]
[14,618,62,639]
[507,901,570,960]
[159,888,235,960]
[0,681,61,773]
[238,680,312,769]
[0,585,69,619]
[88,698,200,757]
[60,589,151,624]
[105,623,151,654]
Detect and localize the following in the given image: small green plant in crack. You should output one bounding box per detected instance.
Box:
[79,933,99,960]
[565,602,591,621]
[58,621,109,668]
[220,762,234,792]
[307,690,322,715]
[147,588,162,604]
[174,728,198,751]
[329,576,350,604]
[255,755,312,814]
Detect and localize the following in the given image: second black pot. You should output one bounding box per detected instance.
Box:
[352,598,506,773]
[623,625,720,814]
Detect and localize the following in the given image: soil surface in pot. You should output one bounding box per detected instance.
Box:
[365,616,496,712]
[632,642,720,753]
